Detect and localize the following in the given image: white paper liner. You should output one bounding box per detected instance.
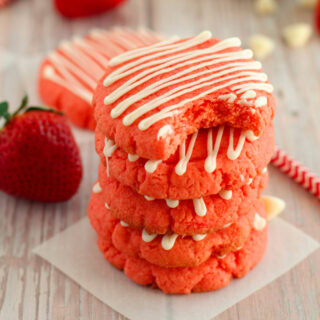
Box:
[33,217,319,320]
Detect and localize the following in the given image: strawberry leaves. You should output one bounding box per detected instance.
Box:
[0,95,63,128]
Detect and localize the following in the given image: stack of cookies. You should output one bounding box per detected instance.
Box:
[88,31,276,294]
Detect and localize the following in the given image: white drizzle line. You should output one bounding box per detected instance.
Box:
[175,131,198,176]
[166,199,179,208]
[92,182,102,193]
[222,222,232,229]
[193,198,207,216]
[120,221,129,227]
[247,178,253,185]
[128,153,139,162]
[103,138,117,177]
[217,254,226,259]
[253,213,266,231]
[219,190,233,200]
[144,195,155,201]
[43,28,162,104]
[145,160,162,173]
[157,125,173,140]
[161,233,179,250]
[262,167,267,174]
[105,202,110,209]
[192,234,207,241]
[103,31,273,131]
[205,126,224,173]
[142,229,158,242]
[227,128,247,160]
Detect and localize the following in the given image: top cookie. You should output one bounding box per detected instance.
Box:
[94,30,276,160]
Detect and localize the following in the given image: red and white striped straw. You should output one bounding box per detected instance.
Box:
[271,146,320,199]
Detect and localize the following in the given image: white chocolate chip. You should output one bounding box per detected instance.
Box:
[298,0,317,9]
[282,23,312,48]
[262,195,286,221]
[249,34,275,60]
[254,0,277,15]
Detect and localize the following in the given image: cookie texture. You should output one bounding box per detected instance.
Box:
[96,124,274,199]
[38,28,163,129]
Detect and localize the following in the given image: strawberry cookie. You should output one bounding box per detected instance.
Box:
[96,124,274,199]
[93,31,276,160]
[94,214,268,294]
[38,28,163,130]
[97,163,268,235]
[88,189,267,268]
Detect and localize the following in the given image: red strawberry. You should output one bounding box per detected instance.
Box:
[316,0,320,34]
[54,0,127,19]
[0,96,82,202]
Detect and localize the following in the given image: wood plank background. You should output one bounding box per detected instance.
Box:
[0,0,319,319]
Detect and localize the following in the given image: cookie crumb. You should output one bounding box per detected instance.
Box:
[282,23,312,48]
[249,34,275,60]
[254,0,277,15]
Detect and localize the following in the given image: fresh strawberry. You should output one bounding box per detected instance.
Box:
[54,0,127,19]
[0,96,82,202]
[316,0,320,34]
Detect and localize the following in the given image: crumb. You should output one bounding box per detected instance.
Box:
[254,0,277,15]
[249,34,275,60]
[282,23,312,48]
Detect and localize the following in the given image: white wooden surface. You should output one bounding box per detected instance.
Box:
[0,0,320,319]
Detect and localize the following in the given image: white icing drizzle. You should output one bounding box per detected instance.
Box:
[161,233,179,250]
[144,195,155,201]
[235,246,243,251]
[165,199,179,208]
[103,31,273,131]
[103,137,117,177]
[120,221,129,227]
[247,178,253,185]
[253,213,267,231]
[175,132,198,176]
[193,198,207,216]
[205,126,224,173]
[145,159,162,173]
[157,125,173,140]
[105,202,110,209]
[92,182,102,193]
[246,130,260,141]
[227,128,247,160]
[262,167,267,174]
[219,190,233,200]
[43,28,162,104]
[128,153,139,162]
[142,229,157,242]
[217,254,226,259]
[255,96,268,107]
[192,234,207,241]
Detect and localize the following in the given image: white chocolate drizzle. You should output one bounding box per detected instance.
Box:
[253,213,267,231]
[157,125,173,140]
[105,202,110,209]
[219,190,233,200]
[217,254,226,259]
[103,138,117,176]
[92,182,102,193]
[145,160,162,173]
[193,198,207,216]
[222,222,232,229]
[192,234,207,241]
[43,28,163,104]
[120,221,129,227]
[144,195,155,201]
[128,153,139,162]
[262,167,267,174]
[175,132,198,176]
[165,199,179,208]
[103,31,273,131]
[205,126,224,173]
[142,229,157,242]
[161,233,179,250]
